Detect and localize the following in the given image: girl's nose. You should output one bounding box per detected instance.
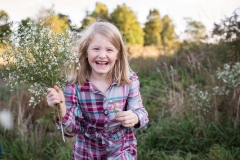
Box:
[98,50,106,58]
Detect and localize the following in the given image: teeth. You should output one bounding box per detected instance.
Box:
[97,61,108,64]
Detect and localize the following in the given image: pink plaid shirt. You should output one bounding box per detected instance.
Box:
[60,73,149,160]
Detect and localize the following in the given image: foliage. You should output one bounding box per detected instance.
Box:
[91,2,109,20]
[144,9,162,46]
[161,15,175,46]
[36,9,70,35]
[1,6,240,160]
[183,18,206,42]
[80,11,96,30]
[0,10,12,45]
[80,2,109,30]
[216,63,240,88]
[0,124,72,160]
[43,14,70,34]
[212,9,240,42]
[1,12,78,106]
[212,9,240,63]
[110,3,144,45]
[136,119,240,160]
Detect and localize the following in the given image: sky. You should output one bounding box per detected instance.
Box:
[1,0,240,35]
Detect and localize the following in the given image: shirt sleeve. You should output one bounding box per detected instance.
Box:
[56,83,84,137]
[127,73,149,130]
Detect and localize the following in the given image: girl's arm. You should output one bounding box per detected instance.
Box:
[116,73,149,129]
[127,73,149,129]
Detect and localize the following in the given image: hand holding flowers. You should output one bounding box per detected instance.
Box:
[115,111,139,128]
[1,12,79,142]
[47,86,66,117]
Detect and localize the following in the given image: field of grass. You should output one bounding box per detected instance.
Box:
[1,40,240,160]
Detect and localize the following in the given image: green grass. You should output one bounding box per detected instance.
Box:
[0,125,72,160]
[1,41,240,159]
[136,119,240,160]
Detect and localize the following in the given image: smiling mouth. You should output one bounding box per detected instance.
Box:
[96,61,109,66]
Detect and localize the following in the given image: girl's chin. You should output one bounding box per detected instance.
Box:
[96,66,108,69]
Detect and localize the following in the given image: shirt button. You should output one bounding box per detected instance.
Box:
[104,97,107,100]
[104,110,108,115]
[104,124,108,128]
[106,147,110,152]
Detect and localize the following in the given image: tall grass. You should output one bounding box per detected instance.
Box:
[136,119,240,160]
[1,42,240,159]
[0,82,73,160]
[133,42,240,159]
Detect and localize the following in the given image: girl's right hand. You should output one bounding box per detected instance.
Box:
[46,86,65,107]
[46,86,67,117]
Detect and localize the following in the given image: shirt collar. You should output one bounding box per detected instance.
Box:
[84,79,118,93]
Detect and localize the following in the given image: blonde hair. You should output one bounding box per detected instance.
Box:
[68,20,132,86]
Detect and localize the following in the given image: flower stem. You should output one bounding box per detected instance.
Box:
[53,103,65,142]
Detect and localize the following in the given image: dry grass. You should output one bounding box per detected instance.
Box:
[128,45,176,58]
[0,48,6,65]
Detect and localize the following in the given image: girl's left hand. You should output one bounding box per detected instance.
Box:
[115,110,139,127]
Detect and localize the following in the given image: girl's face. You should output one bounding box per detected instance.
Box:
[87,33,118,78]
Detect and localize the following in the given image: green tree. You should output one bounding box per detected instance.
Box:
[80,2,109,30]
[212,9,240,63]
[80,11,96,30]
[0,10,11,45]
[143,9,162,46]
[110,4,144,45]
[47,14,69,34]
[37,9,69,34]
[58,13,78,31]
[161,15,175,46]
[212,10,240,42]
[92,2,109,20]
[184,18,206,42]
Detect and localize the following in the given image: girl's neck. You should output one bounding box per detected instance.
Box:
[89,73,111,83]
[89,73,112,93]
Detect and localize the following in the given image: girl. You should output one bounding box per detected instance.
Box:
[46,21,149,160]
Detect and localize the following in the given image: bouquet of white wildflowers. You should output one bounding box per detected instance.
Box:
[1,12,79,141]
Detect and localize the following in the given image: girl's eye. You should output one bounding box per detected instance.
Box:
[93,48,99,50]
[107,49,113,52]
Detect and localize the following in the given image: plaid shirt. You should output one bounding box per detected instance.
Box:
[61,73,149,160]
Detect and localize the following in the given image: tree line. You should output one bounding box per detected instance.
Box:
[0,3,175,46]
[1,2,236,47]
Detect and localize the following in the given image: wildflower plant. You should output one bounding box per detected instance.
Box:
[1,12,79,141]
[189,85,212,117]
[216,63,240,88]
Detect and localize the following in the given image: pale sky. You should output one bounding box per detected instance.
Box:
[1,0,239,35]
